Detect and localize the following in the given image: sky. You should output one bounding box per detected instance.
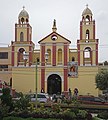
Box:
[0,0,108,62]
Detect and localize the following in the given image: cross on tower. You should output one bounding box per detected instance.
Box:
[23,6,25,10]
[86,4,88,8]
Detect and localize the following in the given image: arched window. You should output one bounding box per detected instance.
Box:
[26,18,29,23]
[20,32,24,41]
[84,47,92,66]
[47,49,51,65]
[72,57,75,61]
[19,48,25,60]
[18,48,25,66]
[36,58,40,65]
[82,16,84,21]
[21,17,24,23]
[86,29,89,39]
[10,78,12,87]
[58,49,62,65]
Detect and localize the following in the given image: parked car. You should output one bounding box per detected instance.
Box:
[77,95,108,105]
[0,88,2,96]
[30,93,50,103]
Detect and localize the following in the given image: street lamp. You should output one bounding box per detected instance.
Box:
[23,51,49,108]
[35,52,49,108]
[23,51,29,66]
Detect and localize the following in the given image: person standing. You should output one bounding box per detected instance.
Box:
[74,88,78,97]
[68,88,72,100]
[41,88,44,93]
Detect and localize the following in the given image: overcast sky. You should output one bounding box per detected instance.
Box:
[0,0,108,62]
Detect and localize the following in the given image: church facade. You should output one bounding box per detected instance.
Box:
[0,6,102,96]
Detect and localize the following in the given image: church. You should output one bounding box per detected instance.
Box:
[0,5,102,96]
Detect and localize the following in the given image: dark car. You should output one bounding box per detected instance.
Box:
[77,95,108,105]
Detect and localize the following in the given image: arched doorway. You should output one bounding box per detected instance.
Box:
[47,74,62,95]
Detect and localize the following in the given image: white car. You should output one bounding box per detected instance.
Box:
[0,88,3,96]
[30,93,49,103]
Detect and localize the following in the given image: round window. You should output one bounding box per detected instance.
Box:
[51,35,58,41]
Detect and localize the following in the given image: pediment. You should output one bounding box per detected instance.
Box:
[38,32,71,44]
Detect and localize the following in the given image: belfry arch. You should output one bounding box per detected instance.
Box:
[17,48,25,65]
[83,47,92,65]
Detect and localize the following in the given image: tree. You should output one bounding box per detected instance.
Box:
[0,87,13,111]
[95,70,108,90]
[0,88,12,106]
[104,61,108,65]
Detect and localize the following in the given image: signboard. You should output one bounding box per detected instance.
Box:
[68,62,78,77]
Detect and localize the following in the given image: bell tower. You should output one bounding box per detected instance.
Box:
[11,7,34,66]
[77,5,98,66]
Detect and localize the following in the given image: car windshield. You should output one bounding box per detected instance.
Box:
[30,93,49,99]
[79,97,94,101]
[94,97,105,102]
[37,94,46,98]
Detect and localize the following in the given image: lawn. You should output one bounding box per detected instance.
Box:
[3,117,62,120]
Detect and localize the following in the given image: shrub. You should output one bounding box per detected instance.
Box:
[13,94,30,111]
[51,103,61,113]
[3,116,24,120]
[97,111,108,119]
[0,104,9,119]
[77,110,88,118]
[63,111,76,120]
[0,88,13,111]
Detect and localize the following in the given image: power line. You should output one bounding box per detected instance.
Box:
[0,43,108,47]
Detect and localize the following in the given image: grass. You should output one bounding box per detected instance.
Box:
[3,117,62,120]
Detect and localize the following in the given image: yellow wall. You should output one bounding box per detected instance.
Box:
[12,67,41,94]
[0,46,12,83]
[12,66,65,94]
[12,65,100,97]
[69,49,78,62]
[0,72,12,83]
[17,26,28,42]
[68,66,99,96]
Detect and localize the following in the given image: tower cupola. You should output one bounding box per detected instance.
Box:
[82,4,92,21]
[18,6,29,24]
[82,4,92,16]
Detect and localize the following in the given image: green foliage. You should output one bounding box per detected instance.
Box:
[63,99,72,105]
[92,116,101,120]
[1,88,12,105]
[95,70,108,90]
[51,103,61,113]
[14,93,30,111]
[3,117,62,120]
[97,111,108,119]
[1,99,90,120]
[3,116,24,120]
[15,92,23,98]
[63,109,76,120]
[0,88,13,111]
[72,97,80,108]
[77,110,87,118]
[0,104,9,119]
